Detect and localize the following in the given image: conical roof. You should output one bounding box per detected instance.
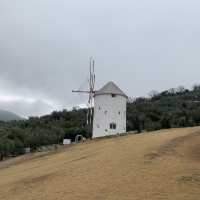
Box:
[95,81,127,98]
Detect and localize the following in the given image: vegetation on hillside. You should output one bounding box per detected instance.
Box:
[1,85,200,160]
[0,108,89,160]
[127,85,200,132]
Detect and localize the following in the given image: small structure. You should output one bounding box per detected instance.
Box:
[93,81,127,138]
[75,135,85,143]
[25,147,31,154]
[63,139,71,145]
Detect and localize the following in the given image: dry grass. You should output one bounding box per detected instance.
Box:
[0,127,200,200]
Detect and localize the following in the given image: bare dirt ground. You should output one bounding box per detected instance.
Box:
[0,127,200,200]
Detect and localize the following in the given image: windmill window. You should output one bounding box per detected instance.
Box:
[110,123,117,130]
[111,94,116,98]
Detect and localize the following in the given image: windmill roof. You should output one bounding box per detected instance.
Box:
[95,81,127,98]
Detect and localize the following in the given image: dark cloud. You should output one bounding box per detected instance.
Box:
[0,0,200,116]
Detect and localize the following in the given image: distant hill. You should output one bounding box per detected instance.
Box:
[0,110,22,121]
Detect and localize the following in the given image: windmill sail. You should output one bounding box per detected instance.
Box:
[72,58,96,129]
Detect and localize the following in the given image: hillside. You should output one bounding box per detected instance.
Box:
[0,109,22,121]
[0,127,199,200]
[2,86,200,159]
[127,85,200,132]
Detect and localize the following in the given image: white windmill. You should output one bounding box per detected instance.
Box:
[73,59,128,138]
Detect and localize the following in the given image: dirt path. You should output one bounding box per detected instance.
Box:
[0,127,199,200]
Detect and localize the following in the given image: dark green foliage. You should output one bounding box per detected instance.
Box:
[0,108,89,160]
[127,85,200,132]
[64,127,89,141]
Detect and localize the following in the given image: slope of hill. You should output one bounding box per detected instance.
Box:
[1,85,200,159]
[0,127,199,200]
[0,109,22,121]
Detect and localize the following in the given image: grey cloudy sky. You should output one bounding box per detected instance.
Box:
[0,0,200,117]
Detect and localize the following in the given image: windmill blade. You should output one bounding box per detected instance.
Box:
[89,57,92,91]
[86,110,89,125]
[92,59,95,90]
[93,73,96,90]
[90,107,93,124]
[72,57,96,128]
[88,93,92,104]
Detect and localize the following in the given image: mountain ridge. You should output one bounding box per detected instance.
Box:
[0,109,22,121]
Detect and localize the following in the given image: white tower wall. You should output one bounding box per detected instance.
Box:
[93,94,127,138]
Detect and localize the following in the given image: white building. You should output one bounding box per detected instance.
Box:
[63,139,71,145]
[93,81,128,138]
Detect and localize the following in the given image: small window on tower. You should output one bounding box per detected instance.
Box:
[111,94,116,98]
[110,123,117,130]
[99,106,101,110]
[104,110,108,115]
[118,111,121,115]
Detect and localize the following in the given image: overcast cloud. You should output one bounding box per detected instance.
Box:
[0,0,200,117]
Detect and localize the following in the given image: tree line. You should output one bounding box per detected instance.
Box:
[127,85,200,132]
[0,108,89,160]
[1,85,200,160]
